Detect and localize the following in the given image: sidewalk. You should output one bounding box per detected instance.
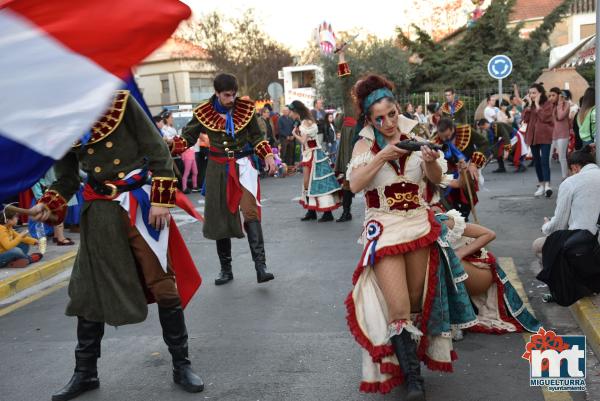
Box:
[0,232,78,302]
[570,294,600,358]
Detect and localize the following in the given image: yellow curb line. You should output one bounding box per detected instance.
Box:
[0,281,68,318]
[570,297,600,359]
[0,250,76,301]
[499,257,573,401]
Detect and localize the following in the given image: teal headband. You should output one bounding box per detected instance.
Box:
[363,88,394,110]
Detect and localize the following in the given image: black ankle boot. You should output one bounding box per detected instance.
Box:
[391,331,425,401]
[336,190,353,222]
[52,317,104,401]
[244,220,274,283]
[318,211,334,222]
[158,305,204,393]
[214,238,233,285]
[301,210,317,221]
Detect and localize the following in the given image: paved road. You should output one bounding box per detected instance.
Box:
[0,161,596,401]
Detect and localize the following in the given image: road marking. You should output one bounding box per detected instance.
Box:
[0,280,68,318]
[499,257,574,401]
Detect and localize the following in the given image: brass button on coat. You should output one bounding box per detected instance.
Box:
[94,167,102,173]
[118,172,125,179]
[113,159,121,165]
[105,141,113,148]
[87,148,95,155]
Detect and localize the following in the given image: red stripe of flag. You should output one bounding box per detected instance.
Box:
[4,0,191,79]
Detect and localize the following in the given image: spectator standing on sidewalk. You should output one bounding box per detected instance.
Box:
[277,106,296,166]
[523,83,554,198]
[181,143,199,194]
[576,88,596,148]
[415,104,428,124]
[402,102,416,120]
[258,107,277,147]
[323,112,336,158]
[0,206,42,268]
[311,99,326,145]
[160,110,178,140]
[549,88,571,181]
[484,95,498,123]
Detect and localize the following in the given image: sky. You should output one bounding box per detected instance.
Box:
[181,0,482,52]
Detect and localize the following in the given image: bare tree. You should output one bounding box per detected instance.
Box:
[181,10,293,99]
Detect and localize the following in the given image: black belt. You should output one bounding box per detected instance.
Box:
[209,149,254,159]
[86,174,149,197]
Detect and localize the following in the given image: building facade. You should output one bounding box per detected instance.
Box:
[134,37,216,114]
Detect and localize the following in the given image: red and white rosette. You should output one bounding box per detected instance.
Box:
[361,220,384,267]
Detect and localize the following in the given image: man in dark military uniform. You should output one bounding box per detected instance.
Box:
[477,118,513,173]
[433,117,488,220]
[333,49,356,223]
[173,73,276,286]
[29,91,204,400]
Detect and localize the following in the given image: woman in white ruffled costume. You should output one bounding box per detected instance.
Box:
[289,100,341,222]
[345,75,477,400]
[438,209,541,337]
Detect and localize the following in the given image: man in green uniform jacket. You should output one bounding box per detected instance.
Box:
[174,73,276,286]
[29,91,204,400]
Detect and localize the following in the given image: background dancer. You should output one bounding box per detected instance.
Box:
[433,118,488,220]
[289,101,341,222]
[438,209,541,338]
[28,91,203,400]
[176,74,276,286]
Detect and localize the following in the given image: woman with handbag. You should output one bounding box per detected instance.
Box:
[523,83,555,198]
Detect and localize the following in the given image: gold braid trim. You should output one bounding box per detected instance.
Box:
[193,97,255,133]
[73,90,129,147]
[150,176,178,208]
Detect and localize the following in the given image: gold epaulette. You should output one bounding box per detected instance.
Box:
[454,124,471,151]
[73,90,129,148]
[194,97,255,133]
[440,100,464,116]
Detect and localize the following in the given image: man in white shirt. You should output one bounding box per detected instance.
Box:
[483,95,498,124]
[533,147,600,256]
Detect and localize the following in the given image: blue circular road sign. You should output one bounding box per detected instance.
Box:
[487,55,513,80]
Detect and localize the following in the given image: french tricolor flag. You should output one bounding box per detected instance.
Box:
[0,0,191,202]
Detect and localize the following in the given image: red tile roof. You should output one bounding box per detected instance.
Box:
[510,0,564,21]
[145,37,208,62]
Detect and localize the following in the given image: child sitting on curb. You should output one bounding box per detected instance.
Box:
[0,207,43,268]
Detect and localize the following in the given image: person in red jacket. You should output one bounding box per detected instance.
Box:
[549,87,571,180]
[523,83,554,198]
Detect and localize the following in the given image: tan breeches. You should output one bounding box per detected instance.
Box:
[123,212,180,308]
[239,186,259,222]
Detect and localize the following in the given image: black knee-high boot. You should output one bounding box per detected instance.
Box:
[301,209,317,221]
[214,238,233,285]
[244,220,275,283]
[336,190,353,222]
[391,330,425,401]
[158,305,204,393]
[52,317,104,401]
